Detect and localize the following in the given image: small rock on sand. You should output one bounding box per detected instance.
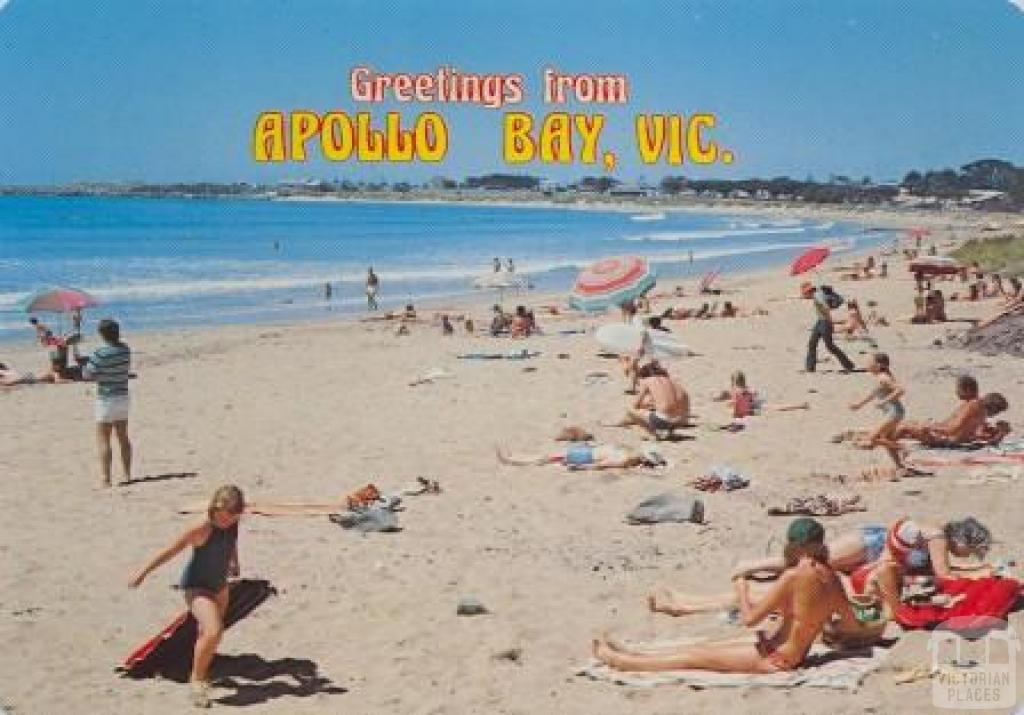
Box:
[456,597,488,616]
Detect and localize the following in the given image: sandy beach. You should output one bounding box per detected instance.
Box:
[2,206,1022,714]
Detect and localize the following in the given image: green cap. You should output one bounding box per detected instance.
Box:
[787,517,825,545]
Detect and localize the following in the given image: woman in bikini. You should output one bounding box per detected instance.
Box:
[496,443,665,470]
[595,518,869,674]
[650,516,994,618]
[129,485,246,708]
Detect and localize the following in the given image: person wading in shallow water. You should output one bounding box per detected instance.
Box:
[365,267,380,310]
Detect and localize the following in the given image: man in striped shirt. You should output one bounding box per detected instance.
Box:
[83,319,132,487]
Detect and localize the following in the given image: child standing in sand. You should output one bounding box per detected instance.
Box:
[849,353,906,471]
[129,485,246,709]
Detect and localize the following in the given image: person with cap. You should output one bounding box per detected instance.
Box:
[721,516,995,615]
[597,518,869,673]
[802,281,856,373]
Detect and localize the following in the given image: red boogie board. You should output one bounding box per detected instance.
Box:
[119,579,274,680]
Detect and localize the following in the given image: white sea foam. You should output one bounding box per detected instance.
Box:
[0,239,841,311]
[624,226,810,242]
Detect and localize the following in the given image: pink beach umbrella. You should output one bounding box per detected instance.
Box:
[570,255,656,312]
[23,286,100,313]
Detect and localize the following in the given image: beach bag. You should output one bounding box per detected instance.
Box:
[822,287,845,309]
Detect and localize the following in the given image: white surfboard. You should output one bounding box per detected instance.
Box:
[595,323,691,358]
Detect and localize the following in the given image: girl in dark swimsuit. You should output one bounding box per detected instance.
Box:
[129,485,246,708]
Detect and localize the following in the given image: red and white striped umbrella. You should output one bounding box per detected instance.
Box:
[570,256,656,312]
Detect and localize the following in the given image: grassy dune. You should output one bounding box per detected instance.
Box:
[952,233,1024,276]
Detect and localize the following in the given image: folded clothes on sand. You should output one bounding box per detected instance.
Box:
[578,636,894,692]
[766,494,866,517]
[626,492,705,525]
[329,506,401,532]
[691,465,750,492]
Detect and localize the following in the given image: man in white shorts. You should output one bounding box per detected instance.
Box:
[83,319,132,486]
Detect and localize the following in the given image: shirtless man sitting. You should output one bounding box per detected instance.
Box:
[896,376,1010,446]
[610,361,690,439]
[593,518,874,674]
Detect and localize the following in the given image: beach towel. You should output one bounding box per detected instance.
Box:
[578,637,893,692]
[895,577,1021,630]
[457,349,540,360]
[119,579,275,681]
[626,493,704,525]
[908,438,1024,468]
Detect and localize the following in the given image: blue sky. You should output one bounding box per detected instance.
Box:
[0,0,1022,185]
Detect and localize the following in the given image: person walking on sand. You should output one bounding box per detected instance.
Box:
[83,319,132,487]
[803,282,855,373]
[493,257,502,273]
[365,267,379,310]
[506,257,515,273]
[129,485,246,709]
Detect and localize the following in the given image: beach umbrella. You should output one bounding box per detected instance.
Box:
[906,227,932,239]
[789,247,830,277]
[23,286,100,313]
[471,273,527,306]
[570,255,656,312]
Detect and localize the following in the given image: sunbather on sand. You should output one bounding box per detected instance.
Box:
[895,376,1009,446]
[849,353,906,469]
[495,443,665,470]
[610,361,690,439]
[650,516,993,618]
[660,303,711,320]
[0,361,37,387]
[596,518,872,674]
[838,299,869,338]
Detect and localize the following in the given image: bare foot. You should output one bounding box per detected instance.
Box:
[648,587,689,616]
[592,635,622,668]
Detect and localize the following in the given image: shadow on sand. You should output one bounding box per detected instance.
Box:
[120,471,198,486]
[211,654,348,706]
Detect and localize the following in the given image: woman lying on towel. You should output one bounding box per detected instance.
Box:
[496,443,666,470]
[595,518,871,673]
[652,517,994,617]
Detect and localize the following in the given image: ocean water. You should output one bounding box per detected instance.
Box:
[0,195,892,339]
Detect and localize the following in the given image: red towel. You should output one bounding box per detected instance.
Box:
[895,577,1021,630]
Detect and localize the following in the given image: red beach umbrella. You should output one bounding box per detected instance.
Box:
[570,255,656,312]
[906,227,932,239]
[23,286,100,313]
[789,247,830,276]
